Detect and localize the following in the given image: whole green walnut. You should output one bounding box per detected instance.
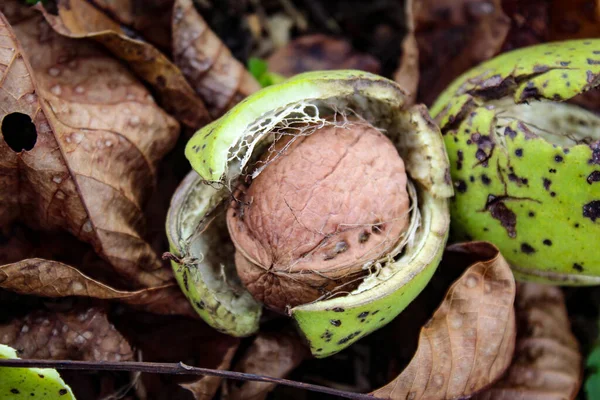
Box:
[167,70,452,357]
[432,39,600,284]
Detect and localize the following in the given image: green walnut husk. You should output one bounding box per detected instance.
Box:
[0,344,75,400]
[167,70,452,357]
[432,39,600,284]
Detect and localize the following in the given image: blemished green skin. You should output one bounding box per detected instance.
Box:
[166,171,261,337]
[172,70,452,357]
[432,39,600,284]
[0,345,75,400]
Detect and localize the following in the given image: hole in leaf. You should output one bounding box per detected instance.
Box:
[2,112,37,152]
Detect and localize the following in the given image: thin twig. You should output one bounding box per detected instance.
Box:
[0,359,374,400]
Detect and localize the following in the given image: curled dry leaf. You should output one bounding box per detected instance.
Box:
[0,259,196,318]
[39,0,211,129]
[267,34,381,78]
[0,307,133,362]
[414,0,510,104]
[88,0,174,51]
[0,4,178,287]
[224,329,309,400]
[393,0,418,105]
[475,283,582,400]
[0,223,136,287]
[371,242,516,400]
[172,0,260,118]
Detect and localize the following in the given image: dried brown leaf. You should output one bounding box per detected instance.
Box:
[267,34,381,78]
[550,0,600,41]
[180,344,238,400]
[172,0,260,118]
[474,283,582,400]
[40,0,211,129]
[415,0,510,104]
[393,0,418,105]
[113,312,240,400]
[225,329,309,400]
[501,0,551,51]
[0,306,133,361]
[0,223,135,287]
[0,258,195,317]
[371,242,516,400]
[0,4,178,287]
[88,0,174,51]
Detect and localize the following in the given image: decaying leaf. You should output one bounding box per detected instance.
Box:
[475,283,582,400]
[415,0,510,104]
[371,242,516,400]
[172,0,260,118]
[0,5,179,288]
[39,0,211,129]
[0,259,196,317]
[267,34,381,78]
[501,0,551,51]
[113,312,240,400]
[180,344,238,400]
[550,0,600,40]
[0,223,134,288]
[393,0,418,105]
[224,329,309,400]
[88,0,174,51]
[0,307,133,362]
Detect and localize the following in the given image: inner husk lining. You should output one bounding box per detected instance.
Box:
[493,99,600,147]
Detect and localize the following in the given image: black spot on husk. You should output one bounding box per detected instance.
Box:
[521,243,535,254]
[486,195,517,238]
[455,180,467,193]
[583,200,600,221]
[457,150,464,170]
[337,331,362,345]
[588,171,600,184]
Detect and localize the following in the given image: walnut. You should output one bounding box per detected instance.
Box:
[226,119,410,312]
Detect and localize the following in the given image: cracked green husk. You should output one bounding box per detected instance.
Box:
[167,70,452,357]
[432,39,600,284]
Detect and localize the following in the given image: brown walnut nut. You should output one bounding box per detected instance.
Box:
[226,119,410,313]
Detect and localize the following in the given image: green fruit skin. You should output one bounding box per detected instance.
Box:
[181,70,452,357]
[293,194,448,357]
[0,344,75,400]
[432,39,600,284]
[166,171,261,337]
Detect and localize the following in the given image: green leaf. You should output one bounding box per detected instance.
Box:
[586,344,600,398]
[0,344,75,400]
[247,57,286,88]
[248,57,268,80]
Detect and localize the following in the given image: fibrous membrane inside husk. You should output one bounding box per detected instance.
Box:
[169,75,451,355]
[493,99,600,147]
